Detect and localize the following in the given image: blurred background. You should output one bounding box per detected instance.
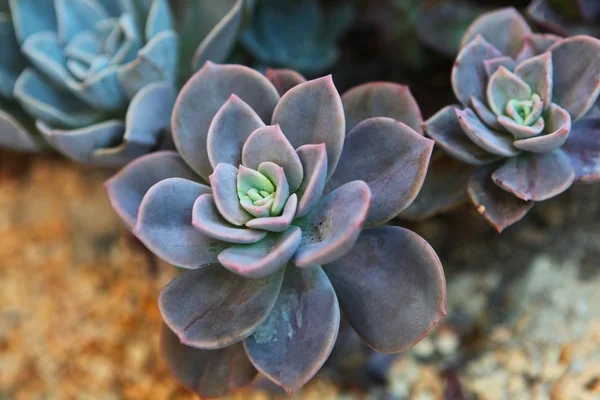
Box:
[1,0,600,399]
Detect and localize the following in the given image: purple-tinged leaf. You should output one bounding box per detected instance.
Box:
[207,95,265,169]
[468,166,533,233]
[218,227,302,279]
[105,151,199,230]
[324,226,446,353]
[210,163,252,226]
[246,194,298,232]
[492,150,575,201]
[526,0,569,36]
[160,324,257,398]
[484,56,516,77]
[294,181,371,268]
[295,144,328,218]
[471,96,502,130]
[514,52,552,109]
[341,82,423,134]
[515,33,562,63]
[455,108,520,157]
[272,76,345,179]
[159,263,284,349]
[562,118,600,183]
[423,106,500,165]
[513,103,571,153]
[452,36,504,106]
[549,36,600,121]
[265,68,307,96]
[325,117,433,227]
[497,115,545,139]
[460,7,532,58]
[487,67,532,116]
[192,194,267,244]
[244,266,339,395]
[172,62,279,181]
[400,153,477,221]
[134,178,226,269]
[257,162,290,216]
[242,125,304,192]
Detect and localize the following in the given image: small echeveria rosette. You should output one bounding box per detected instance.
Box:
[528,0,600,38]
[0,0,246,165]
[405,7,600,232]
[106,63,446,396]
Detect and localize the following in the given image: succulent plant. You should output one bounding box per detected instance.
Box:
[0,0,245,165]
[240,0,354,75]
[404,8,600,232]
[528,0,600,38]
[106,63,446,396]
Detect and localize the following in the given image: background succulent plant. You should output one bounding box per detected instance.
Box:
[402,7,600,232]
[528,0,600,38]
[105,63,446,396]
[0,0,246,165]
[240,0,354,75]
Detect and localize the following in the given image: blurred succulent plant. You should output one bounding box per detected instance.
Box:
[240,0,354,75]
[528,0,600,37]
[0,0,246,165]
[106,63,446,396]
[403,8,600,232]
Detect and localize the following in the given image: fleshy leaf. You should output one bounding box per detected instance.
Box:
[265,68,307,96]
[295,144,327,218]
[257,162,290,216]
[134,177,224,269]
[341,82,423,134]
[246,194,298,233]
[460,7,532,58]
[9,0,58,43]
[0,15,27,98]
[549,36,600,121]
[424,106,500,165]
[242,125,304,192]
[55,0,108,43]
[207,95,265,169]
[117,31,179,99]
[210,163,253,226]
[218,227,302,279]
[515,33,562,62]
[326,117,433,227]
[14,69,101,128]
[191,0,245,72]
[483,56,516,77]
[456,108,520,157]
[513,103,571,153]
[244,266,339,395]
[452,35,504,106]
[145,0,173,39]
[400,153,477,221]
[562,118,600,183]
[105,151,199,229]
[159,263,284,349]
[492,150,575,201]
[272,75,345,179]
[0,106,42,152]
[497,115,545,139]
[20,31,70,89]
[192,194,268,244]
[173,62,280,181]
[514,52,552,109]
[486,67,532,116]
[323,226,446,353]
[471,96,502,130]
[468,166,533,233]
[294,181,371,268]
[161,324,257,398]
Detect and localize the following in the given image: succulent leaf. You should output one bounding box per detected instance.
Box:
[455,108,520,157]
[159,263,285,349]
[245,194,298,232]
[244,266,339,395]
[513,103,571,152]
[562,118,600,182]
[265,68,307,97]
[486,67,533,117]
[294,144,328,218]
[514,52,553,110]
[324,226,446,353]
[210,163,253,227]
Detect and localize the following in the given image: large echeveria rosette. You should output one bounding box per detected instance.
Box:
[405,7,600,232]
[0,0,246,165]
[106,64,446,396]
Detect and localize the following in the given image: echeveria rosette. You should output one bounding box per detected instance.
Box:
[0,0,246,165]
[240,0,354,75]
[105,64,446,396]
[410,8,600,232]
